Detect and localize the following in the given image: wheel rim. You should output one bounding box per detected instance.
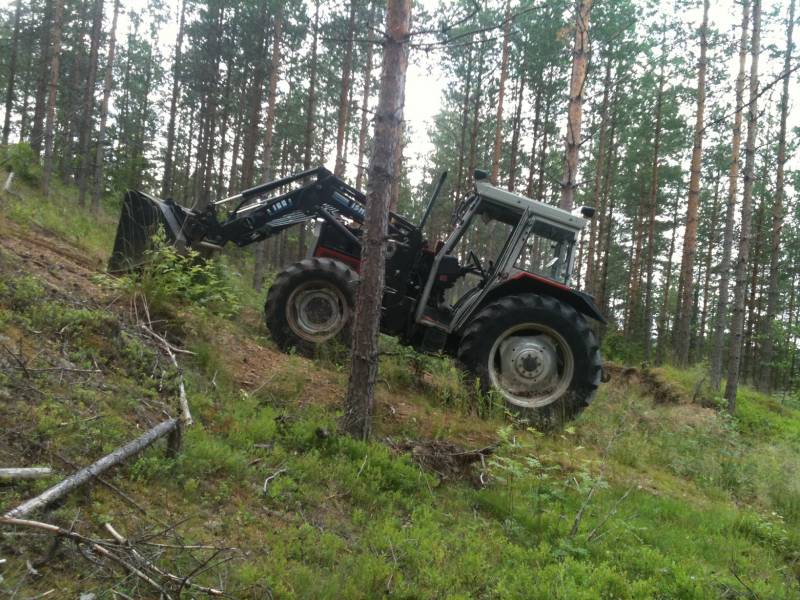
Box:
[286,280,349,343]
[487,323,574,408]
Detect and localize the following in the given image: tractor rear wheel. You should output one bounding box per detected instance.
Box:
[457,294,602,428]
[265,258,357,356]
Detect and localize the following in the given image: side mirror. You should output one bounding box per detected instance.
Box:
[474,169,489,181]
[580,206,596,219]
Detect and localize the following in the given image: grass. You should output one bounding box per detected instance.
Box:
[1,170,800,598]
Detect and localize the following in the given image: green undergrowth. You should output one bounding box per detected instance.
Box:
[1,178,800,598]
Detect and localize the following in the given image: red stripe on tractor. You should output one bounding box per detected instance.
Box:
[508,271,572,291]
[314,246,361,272]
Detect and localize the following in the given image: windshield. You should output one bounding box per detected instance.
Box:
[514,219,576,283]
[443,199,519,306]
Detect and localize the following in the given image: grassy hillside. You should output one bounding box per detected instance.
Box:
[1,174,799,598]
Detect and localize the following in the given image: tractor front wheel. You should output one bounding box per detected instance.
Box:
[458,294,602,428]
[265,258,357,356]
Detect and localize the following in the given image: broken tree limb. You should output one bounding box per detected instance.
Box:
[4,418,178,518]
[104,523,224,596]
[0,467,53,481]
[140,325,193,426]
[0,516,171,598]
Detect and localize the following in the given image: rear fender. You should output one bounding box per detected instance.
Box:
[471,272,606,324]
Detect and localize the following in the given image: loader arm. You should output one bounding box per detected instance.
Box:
[109,167,416,272]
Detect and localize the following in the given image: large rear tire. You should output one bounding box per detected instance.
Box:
[265,258,357,356]
[457,294,602,428]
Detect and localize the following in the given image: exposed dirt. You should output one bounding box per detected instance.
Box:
[0,216,106,302]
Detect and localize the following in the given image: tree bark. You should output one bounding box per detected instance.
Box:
[675,0,709,366]
[41,0,65,197]
[343,0,411,440]
[726,0,761,413]
[335,0,358,177]
[759,0,794,392]
[709,0,749,391]
[91,0,119,212]
[559,0,592,211]
[161,0,187,199]
[1,0,22,146]
[490,0,512,185]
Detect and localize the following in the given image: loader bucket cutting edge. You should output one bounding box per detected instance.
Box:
[108,190,187,273]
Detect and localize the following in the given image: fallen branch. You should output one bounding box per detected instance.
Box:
[5,419,178,518]
[0,516,171,598]
[105,523,224,596]
[0,467,53,481]
[140,325,193,426]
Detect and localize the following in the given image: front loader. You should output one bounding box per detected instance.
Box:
[110,166,604,426]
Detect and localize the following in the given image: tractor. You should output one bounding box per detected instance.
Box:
[110,166,604,425]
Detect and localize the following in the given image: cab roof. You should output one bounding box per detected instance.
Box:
[475,181,588,232]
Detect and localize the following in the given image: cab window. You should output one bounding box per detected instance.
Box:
[515,219,576,283]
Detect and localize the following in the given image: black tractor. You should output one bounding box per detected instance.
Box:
[110,167,604,425]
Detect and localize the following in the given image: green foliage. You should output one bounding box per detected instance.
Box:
[600,329,643,365]
[3,143,41,184]
[115,230,241,319]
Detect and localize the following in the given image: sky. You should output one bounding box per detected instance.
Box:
[0,0,796,193]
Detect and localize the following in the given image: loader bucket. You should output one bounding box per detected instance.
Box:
[108,190,189,273]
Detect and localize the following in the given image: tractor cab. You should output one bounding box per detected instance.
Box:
[414,172,591,340]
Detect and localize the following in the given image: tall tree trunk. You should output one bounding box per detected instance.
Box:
[490,0,511,185]
[240,5,268,189]
[77,0,104,206]
[161,0,187,199]
[726,0,761,413]
[655,192,680,365]
[466,40,485,190]
[356,3,377,190]
[525,81,543,199]
[334,0,358,177]
[642,61,665,361]
[696,177,721,359]
[675,0,709,366]
[31,0,53,156]
[299,1,321,260]
[254,6,284,291]
[584,59,611,296]
[507,77,525,192]
[742,200,764,382]
[41,0,65,196]
[343,0,411,440]
[759,0,795,392]
[92,0,119,212]
[709,0,750,391]
[559,0,592,211]
[2,0,22,146]
[454,45,475,203]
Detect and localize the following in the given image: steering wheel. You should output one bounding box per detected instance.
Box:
[464,250,487,280]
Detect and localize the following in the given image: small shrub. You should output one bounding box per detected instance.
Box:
[4,143,41,184]
[116,230,241,318]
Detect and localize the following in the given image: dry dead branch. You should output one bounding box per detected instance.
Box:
[5,419,178,518]
[0,467,53,481]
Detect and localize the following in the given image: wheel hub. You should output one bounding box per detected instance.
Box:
[500,336,558,387]
[287,283,347,342]
[487,324,575,409]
